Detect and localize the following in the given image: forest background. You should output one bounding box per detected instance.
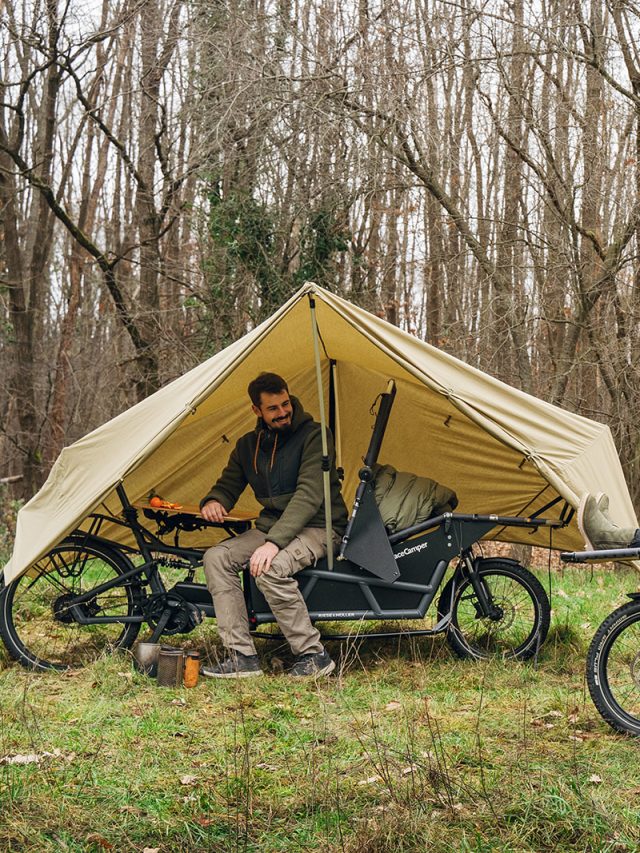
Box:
[1,0,640,515]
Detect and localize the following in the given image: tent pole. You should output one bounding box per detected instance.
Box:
[330,360,343,480]
[308,294,334,570]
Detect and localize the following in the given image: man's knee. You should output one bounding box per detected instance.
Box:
[269,530,326,580]
[205,530,265,568]
[269,548,301,578]
[203,542,233,574]
[203,530,264,589]
[203,543,236,592]
[202,540,246,585]
[254,569,300,605]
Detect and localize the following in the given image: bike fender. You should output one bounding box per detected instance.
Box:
[475,556,522,569]
[66,531,138,556]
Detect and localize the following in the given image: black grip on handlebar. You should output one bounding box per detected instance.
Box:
[364,384,397,468]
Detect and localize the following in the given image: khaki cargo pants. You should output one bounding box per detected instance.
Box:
[203,527,339,657]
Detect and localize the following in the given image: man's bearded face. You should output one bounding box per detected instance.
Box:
[253,390,293,432]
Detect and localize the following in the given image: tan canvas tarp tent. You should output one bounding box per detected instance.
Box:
[4,283,638,584]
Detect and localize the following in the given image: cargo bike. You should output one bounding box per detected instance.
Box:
[0,381,566,672]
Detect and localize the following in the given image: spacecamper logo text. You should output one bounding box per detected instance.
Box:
[396,541,429,559]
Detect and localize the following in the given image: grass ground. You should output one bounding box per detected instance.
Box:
[1,556,640,852]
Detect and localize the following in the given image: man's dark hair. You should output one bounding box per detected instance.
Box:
[248,372,289,406]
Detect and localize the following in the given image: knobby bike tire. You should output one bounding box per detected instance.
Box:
[437,559,550,661]
[0,537,143,671]
[586,600,640,736]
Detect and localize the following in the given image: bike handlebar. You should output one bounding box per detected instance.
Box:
[561,547,640,563]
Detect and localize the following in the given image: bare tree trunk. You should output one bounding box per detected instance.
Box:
[494,0,529,386]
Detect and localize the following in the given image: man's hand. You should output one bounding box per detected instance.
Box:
[201,500,228,523]
[250,541,280,577]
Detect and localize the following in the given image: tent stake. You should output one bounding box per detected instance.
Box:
[308,293,334,570]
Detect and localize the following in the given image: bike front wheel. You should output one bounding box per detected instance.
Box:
[438,559,550,660]
[0,537,142,671]
[587,600,640,736]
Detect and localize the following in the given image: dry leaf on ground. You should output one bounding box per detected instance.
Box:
[1,753,41,765]
[1,748,73,765]
[358,775,382,785]
[86,835,113,850]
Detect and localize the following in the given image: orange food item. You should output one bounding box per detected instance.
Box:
[149,496,183,510]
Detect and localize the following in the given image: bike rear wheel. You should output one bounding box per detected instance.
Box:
[438,559,550,660]
[0,537,142,670]
[586,600,640,736]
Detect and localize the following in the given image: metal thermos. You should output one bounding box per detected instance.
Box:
[156,646,184,687]
[183,651,200,688]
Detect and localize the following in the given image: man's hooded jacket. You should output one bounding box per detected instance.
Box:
[201,396,348,549]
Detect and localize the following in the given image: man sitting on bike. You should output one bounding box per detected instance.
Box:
[200,372,348,679]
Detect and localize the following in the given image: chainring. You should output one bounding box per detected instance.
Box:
[144,592,203,635]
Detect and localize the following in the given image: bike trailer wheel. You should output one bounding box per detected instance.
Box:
[587,600,640,736]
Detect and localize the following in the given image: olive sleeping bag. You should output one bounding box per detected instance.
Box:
[371,463,458,533]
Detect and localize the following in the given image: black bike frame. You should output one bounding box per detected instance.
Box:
[54,484,564,642]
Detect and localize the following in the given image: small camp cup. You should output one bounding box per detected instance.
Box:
[133,642,160,676]
[156,646,185,687]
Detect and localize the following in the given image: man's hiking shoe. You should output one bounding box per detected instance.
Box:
[201,652,263,679]
[288,649,335,677]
